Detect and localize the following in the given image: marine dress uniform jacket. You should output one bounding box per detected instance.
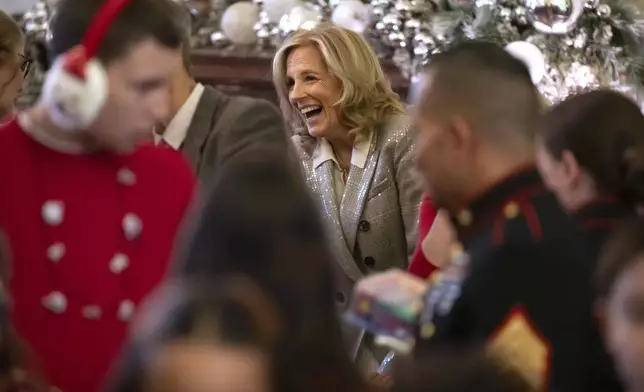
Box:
[573,197,633,262]
[415,167,619,392]
[570,197,632,391]
[0,115,196,392]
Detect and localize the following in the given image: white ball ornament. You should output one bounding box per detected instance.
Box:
[221,2,260,45]
[331,0,370,34]
[263,0,304,23]
[505,41,546,84]
[287,4,323,31]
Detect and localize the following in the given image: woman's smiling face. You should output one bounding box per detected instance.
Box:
[285,44,343,139]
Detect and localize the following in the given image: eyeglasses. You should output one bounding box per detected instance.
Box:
[17,53,32,77]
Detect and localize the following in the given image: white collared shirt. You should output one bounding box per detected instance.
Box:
[154,83,205,149]
[312,131,373,203]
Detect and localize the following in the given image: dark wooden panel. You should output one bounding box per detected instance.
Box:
[190,47,410,104]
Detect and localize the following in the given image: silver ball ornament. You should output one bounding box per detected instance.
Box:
[524,0,585,34]
[371,6,388,19]
[387,31,407,47]
[499,7,512,23]
[210,31,230,48]
[375,21,388,32]
[584,0,598,9]
[514,6,528,25]
[382,13,403,31]
[395,0,414,18]
[404,18,422,33]
[596,3,611,18]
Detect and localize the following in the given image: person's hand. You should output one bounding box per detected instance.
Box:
[421,210,457,268]
[368,372,393,390]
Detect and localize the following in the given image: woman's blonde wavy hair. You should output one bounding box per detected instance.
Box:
[272,23,405,137]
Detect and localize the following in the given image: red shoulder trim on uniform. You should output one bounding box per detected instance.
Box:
[582,218,619,230]
[492,217,505,247]
[488,305,552,390]
[491,186,545,247]
[521,202,542,242]
[575,196,621,213]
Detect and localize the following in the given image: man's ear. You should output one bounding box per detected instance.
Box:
[446,116,472,151]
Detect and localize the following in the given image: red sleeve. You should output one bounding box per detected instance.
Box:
[408,196,438,279]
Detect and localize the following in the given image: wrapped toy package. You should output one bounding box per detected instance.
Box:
[344,269,430,353]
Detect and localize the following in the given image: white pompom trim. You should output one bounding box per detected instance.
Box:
[40,56,108,132]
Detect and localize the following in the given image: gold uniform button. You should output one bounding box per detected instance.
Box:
[503,202,520,219]
[420,322,436,339]
[456,210,473,226]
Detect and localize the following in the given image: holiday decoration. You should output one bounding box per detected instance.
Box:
[263,0,306,22]
[279,3,325,34]
[366,0,644,105]
[331,0,371,33]
[21,0,50,40]
[19,0,644,108]
[220,2,261,45]
[16,0,51,110]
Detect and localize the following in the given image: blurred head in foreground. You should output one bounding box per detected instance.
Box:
[106,276,279,392]
[173,153,368,392]
[597,217,644,392]
[392,345,535,392]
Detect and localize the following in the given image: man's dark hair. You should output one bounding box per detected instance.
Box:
[420,41,540,145]
[48,0,183,64]
[163,0,193,74]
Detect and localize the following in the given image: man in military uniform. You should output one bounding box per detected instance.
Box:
[412,42,621,391]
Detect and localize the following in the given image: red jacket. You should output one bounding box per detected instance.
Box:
[0,118,196,392]
[408,196,439,279]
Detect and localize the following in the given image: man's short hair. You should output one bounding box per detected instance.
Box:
[48,0,183,64]
[162,0,193,73]
[420,41,540,143]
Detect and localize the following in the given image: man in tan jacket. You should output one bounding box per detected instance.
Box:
[156,2,294,183]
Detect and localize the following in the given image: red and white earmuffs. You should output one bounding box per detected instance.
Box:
[40,0,133,131]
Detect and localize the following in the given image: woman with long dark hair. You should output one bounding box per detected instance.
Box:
[173,153,371,392]
[536,89,643,258]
